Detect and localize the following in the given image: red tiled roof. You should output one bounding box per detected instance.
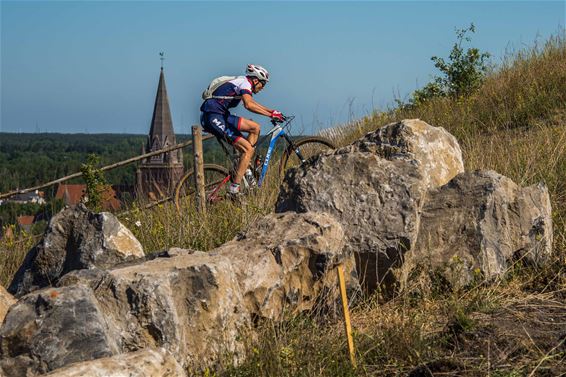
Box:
[55,184,86,206]
[17,215,35,226]
[55,184,121,211]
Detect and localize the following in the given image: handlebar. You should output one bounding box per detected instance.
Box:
[270,114,295,127]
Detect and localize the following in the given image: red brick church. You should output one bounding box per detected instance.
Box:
[136,67,184,199]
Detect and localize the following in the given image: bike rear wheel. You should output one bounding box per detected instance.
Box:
[279,136,336,176]
[174,164,230,212]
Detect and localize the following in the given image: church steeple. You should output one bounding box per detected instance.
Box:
[136,58,185,198]
[147,67,179,162]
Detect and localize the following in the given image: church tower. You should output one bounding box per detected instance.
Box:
[136,66,184,198]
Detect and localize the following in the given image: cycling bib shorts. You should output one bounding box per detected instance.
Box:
[200,112,243,144]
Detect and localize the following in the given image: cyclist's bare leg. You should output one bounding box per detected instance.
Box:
[238,118,261,147]
[230,118,260,185]
[232,138,254,184]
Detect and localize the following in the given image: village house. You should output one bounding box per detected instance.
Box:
[55,184,122,211]
[16,215,35,232]
[2,190,46,206]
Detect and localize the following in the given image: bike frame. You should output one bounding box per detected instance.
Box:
[205,116,301,201]
[257,124,284,187]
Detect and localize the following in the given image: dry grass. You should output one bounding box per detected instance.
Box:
[0,230,38,287]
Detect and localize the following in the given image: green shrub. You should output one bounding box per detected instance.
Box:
[411,23,491,106]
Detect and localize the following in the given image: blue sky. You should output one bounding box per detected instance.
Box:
[1,1,564,135]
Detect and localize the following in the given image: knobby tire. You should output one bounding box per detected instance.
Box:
[174,164,230,213]
[279,136,336,177]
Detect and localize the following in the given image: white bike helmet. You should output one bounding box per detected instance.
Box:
[246,64,270,82]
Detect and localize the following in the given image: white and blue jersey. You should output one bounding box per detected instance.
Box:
[200,76,254,144]
[200,76,253,115]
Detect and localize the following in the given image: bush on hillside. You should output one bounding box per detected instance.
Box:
[411,23,491,106]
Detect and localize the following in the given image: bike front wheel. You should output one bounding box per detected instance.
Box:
[174,164,230,213]
[279,136,336,177]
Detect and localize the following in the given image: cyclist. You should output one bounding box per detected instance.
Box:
[200,64,285,196]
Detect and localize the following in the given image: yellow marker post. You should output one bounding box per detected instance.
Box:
[337,264,356,368]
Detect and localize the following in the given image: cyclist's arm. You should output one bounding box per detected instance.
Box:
[241,94,273,117]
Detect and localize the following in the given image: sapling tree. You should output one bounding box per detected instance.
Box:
[80,154,109,212]
[412,23,491,105]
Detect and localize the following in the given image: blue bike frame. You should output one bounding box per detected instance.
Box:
[257,124,286,187]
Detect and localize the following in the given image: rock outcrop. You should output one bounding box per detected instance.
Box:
[44,348,185,377]
[8,204,144,297]
[0,211,346,375]
[277,119,551,294]
[0,285,120,376]
[277,151,425,293]
[277,119,465,292]
[351,118,464,189]
[0,286,15,323]
[404,170,553,288]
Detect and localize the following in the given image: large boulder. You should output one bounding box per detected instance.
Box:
[8,204,144,297]
[403,170,553,288]
[0,286,15,324]
[44,348,185,377]
[351,119,464,189]
[215,211,347,319]
[87,211,346,371]
[0,211,346,374]
[276,151,425,294]
[0,285,121,377]
[276,119,465,294]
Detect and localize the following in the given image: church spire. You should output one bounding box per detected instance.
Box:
[147,59,178,162]
[136,57,185,198]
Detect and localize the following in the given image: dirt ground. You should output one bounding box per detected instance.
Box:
[410,291,566,376]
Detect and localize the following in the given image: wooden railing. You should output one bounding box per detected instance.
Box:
[0,131,213,212]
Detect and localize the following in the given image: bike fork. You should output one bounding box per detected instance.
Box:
[283,134,306,163]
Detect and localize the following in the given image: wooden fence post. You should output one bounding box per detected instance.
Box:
[337,264,357,369]
[192,126,206,212]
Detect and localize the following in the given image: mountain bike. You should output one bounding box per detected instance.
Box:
[174,115,335,211]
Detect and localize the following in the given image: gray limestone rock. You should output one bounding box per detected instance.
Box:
[351,118,464,189]
[404,170,553,288]
[0,211,346,374]
[276,151,426,294]
[0,286,15,325]
[44,348,186,377]
[217,211,347,320]
[0,285,121,377]
[276,120,465,295]
[8,204,144,297]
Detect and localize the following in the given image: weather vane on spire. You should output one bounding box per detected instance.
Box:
[159,52,165,70]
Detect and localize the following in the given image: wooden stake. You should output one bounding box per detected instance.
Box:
[192,126,206,213]
[337,264,357,368]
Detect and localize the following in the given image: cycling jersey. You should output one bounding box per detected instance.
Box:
[200,76,253,115]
